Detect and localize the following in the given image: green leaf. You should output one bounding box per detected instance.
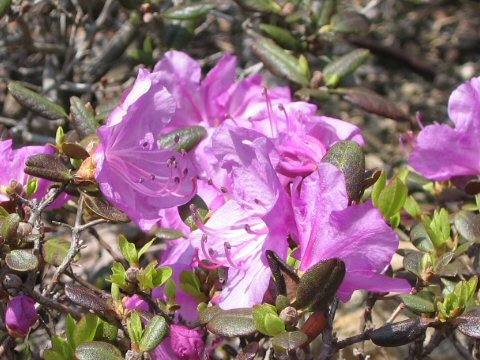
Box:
[253,304,284,336]
[156,228,187,240]
[74,314,99,347]
[95,320,118,342]
[159,126,207,152]
[51,335,74,360]
[164,278,177,301]
[152,266,173,287]
[8,81,67,119]
[323,49,369,87]
[2,213,20,244]
[199,305,222,324]
[404,196,422,218]
[252,35,309,86]
[180,271,202,297]
[0,0,12,20]
[56,126,66,146]
[372,171,387,206]
[42,238,71,266]
[139,316,169,352]
[26,178,39,197]
[330,11,369,34]
[430,208,451,247]
[119,234,138,266]
[138,238,156,259]
[400,294,435,313]
[162,3,214,20]
[377,178,408,218]
[259,24,302,51]
[70,97,98,138]
[83,192,129,222]
[44,350,64,360]
[410,223,435,253]
[233,0,281,13]
[454,210,480,242]
[75,342,123,360]
[127,311,143,345]
[66,314,76,345]
[5,249,38,272]
[317,0,336,27]
[322,141,365,202]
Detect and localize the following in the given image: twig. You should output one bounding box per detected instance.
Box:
[386,303,405,323]
[422,329,444,357]
[23,287,82,320]
[0,336,15,359]
[448,332,474,360]
[88,227,129,268]
[319,298,340,360]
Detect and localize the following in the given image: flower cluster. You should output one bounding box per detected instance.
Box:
[94,51,411,325]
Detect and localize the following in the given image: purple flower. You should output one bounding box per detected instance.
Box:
[0,140,66,207]
[189,126,293,309]
[124,295,150,312]
[170,325,204,360]
[292,163,411,301]
[409,77,480,180]
[6,295,39,337]
[95,68,198,231]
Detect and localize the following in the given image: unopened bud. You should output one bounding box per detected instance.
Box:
[280,306,298,327]
[126,267,139,283]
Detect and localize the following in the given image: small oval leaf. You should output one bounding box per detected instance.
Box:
[70,97,98,138]
[25,154,72,182]
[162,3,214,20]
[42,238,71,266]
[5,250,38,272]
[61,142,90,160]
[271,331,308,352]
[8,82,67,120]
[331,11,370,34]
[159,126,207,152]
[206,308,256,337]
[83,192,129,222]
[65,284,110,311]
[454,211,480,242]
[400,294,436,313]
[2,213,20,244]
[139,316,169,352]
[75,341,123,360]
[455,309,480,338]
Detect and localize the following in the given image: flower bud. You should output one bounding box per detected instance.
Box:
[170,324,204,360]
[6,295,39,337]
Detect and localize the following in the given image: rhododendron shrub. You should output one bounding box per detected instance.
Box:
[3,46,480,360]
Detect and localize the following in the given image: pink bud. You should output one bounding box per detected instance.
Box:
[6,295,39,337]
[170,325,204,360]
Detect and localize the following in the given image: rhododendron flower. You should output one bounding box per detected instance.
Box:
[95,68,197,231]
[409,76,480,180]
[0,140,65,206]
[170,325,205,360]
[190,126,293,309]
[292,163,411,301]
[6,295,39,337]
[124,295,150,312]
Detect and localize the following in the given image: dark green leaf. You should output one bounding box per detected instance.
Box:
[295,258,345,311]
[199,305,222,324]
[163,3,214,20]
[61,142,89,160]
[178,195,209,230]
[330,11,370,33]
[70,97,98,138]
[0,0,12,20]
[83,192,129,222]
[156,228,187,240]
[65,284,110,312]
[25,154,72,182]
[271,331,308,352]
[368,319,428,347]
[455,211,480,242]
[159,126,207,152]
[51,335,74,360]
[5,250,38,272]
[8,82,67,119]
[259,24,302,51]
[338,87,410,121]
[400,294,435,313]
[323,49,369,87]
[139,316,169,352]
[44,350,64,360]
[317,0,336,27]
[75,341,123,360]
[410,223,434,252]
[252,35,309,86]
[207,308,256,337]
[127,311,143,345]
[322,141,365,202]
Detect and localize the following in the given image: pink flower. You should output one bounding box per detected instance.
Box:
[190,126,293,309]
[292,163,411,301]
[95,68,197,231]
[124,295,150,312]
[409,77,480,180]
[170,325,204,360]
[6,295,39,337]
[0,140,66,207]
